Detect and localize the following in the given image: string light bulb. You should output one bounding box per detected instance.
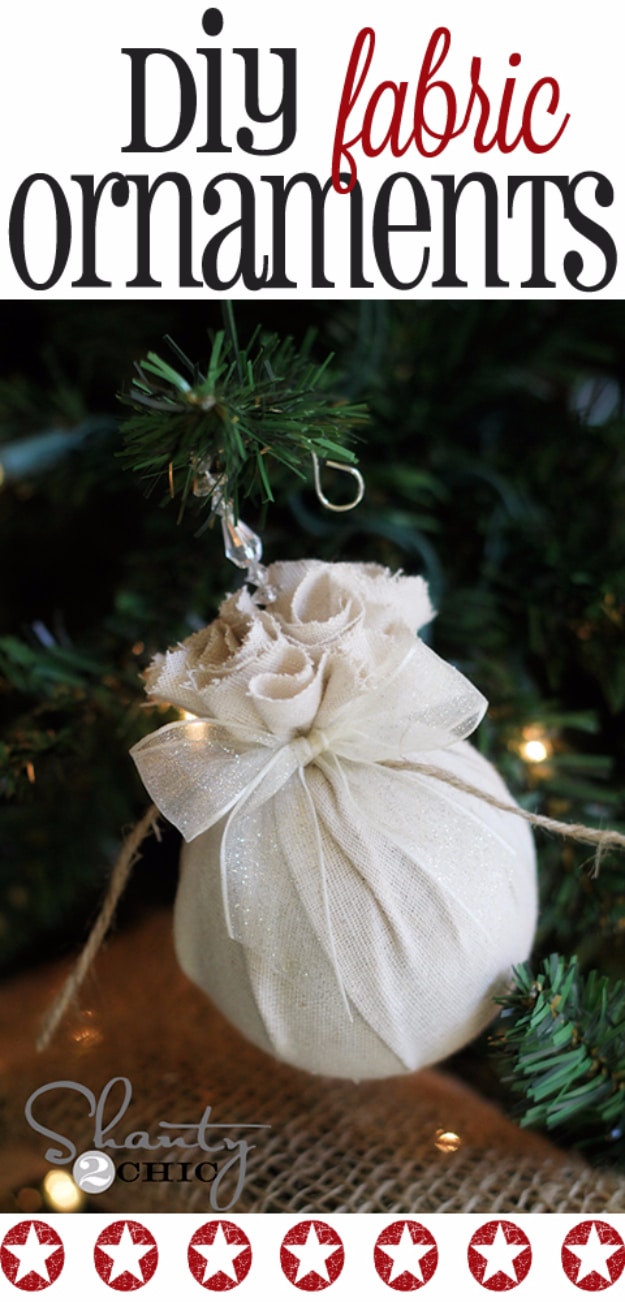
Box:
[518,726,553,765]
[434,1128,462,1153]
[42,1169,86,1212]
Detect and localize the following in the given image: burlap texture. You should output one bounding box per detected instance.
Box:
[1,910,624,1214]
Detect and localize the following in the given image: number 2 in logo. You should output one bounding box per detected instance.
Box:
[72,1150,117,1194]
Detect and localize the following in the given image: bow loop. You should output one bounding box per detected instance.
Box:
[331,640,487,764]
[131,718,279,842]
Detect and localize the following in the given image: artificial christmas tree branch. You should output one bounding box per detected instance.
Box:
[494,954,625,1160]
[119,309,368,522]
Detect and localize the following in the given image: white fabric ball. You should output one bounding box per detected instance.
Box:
[132,560,537,1080]
[173,739,536,1079]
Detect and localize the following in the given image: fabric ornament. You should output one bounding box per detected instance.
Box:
[131,560,537,1080]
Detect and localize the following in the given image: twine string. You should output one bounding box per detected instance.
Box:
[406,763,625,870]
[36,803,159,1053]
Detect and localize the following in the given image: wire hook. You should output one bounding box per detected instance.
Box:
[312,454,365,513]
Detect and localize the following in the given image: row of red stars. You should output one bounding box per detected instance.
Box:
[1,1217,624,1293]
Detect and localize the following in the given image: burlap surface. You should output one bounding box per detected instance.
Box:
[1,909,624,1213]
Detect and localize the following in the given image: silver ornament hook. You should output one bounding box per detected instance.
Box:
[312,454,365,512]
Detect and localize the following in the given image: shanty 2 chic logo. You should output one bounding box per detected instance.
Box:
[23,1076,269,1209]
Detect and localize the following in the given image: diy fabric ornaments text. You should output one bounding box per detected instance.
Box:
[6,9,617,292]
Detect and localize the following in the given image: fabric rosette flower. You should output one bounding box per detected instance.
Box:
[132,561,537,1080]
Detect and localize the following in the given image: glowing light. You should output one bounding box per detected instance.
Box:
[179,709,198,721]
[521,739,549,763]
[434,1128,462,1153]
[70,1008,103,1052]
[42,1169,86,1212]
[71,1025,103,1050]
[518,726,553,765]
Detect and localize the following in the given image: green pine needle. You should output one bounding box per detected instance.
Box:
[118,325,368,518]
[493,955,625,1156]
